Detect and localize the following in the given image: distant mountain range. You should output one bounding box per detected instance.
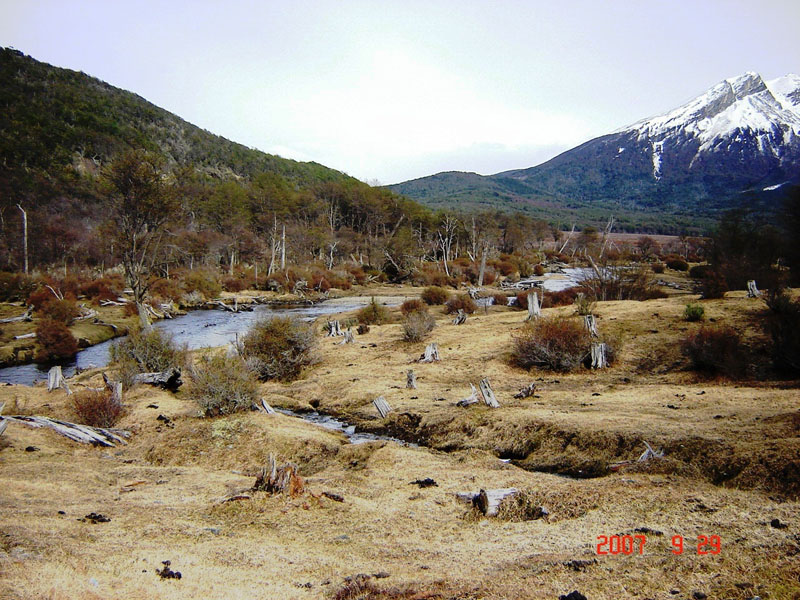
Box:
[390,72,800,234]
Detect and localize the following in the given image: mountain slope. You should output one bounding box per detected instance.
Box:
[391,72,800,233]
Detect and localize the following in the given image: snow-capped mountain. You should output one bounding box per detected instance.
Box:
[392,72,800,232]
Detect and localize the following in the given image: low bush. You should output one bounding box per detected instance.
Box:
[236,316,317,381]
[38,297,80,324]
[148,277,183,303]
[400,298,427,316]
[79,277,122,303]
[533,264,545,276]
[357,297,391,325]
[543,287,583,308]
[684,303,705,322]
[444,294,477,315]
[222,276,248,293]
[110,327,187,389]
[189,353,260,417]
[681,325,746,378]
[402,311,436,342]
[765,288,800,374]
[421,286,450,305]
[573,293,596,316]
[0,272,38,302]
[72,389,123,428]
[511,316,591,372]
[651,263,665,274]
[183,268,222,300]
[701,270,728,299]
[666,258,689,271]
[492,293,509,306]
[689,264,713,279]
[34,319,79,363]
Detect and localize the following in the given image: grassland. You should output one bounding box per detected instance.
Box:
[0,284,798,599]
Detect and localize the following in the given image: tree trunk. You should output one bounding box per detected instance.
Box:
[0,305,33,324]
[326,320,343,336]
[479,378,499,408]
[406,370,417,389]
[513,382,537,399]
[2,415,129,447]
[590,342,607,369]
[373,396,392,419]
[419,342,440,363]
[338,328,354,344]
[477,242,488,287]
[131,367,182,390]
[16,204,28,275]
[280,224,286,270]
[47,366,71,395]
[253,454,304,496]
[457,383,479,407]
[526,291,541,320]
[452,309,467,325]
[584,314,599,338]
[747,280,761,298]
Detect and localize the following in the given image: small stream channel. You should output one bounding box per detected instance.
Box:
[274,408,414,446]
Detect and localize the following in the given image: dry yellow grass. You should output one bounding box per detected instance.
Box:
[1,288,798,599]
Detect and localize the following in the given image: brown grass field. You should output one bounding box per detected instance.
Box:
[1,284,799,599]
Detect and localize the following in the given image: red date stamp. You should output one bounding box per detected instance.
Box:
[596,534,721,555]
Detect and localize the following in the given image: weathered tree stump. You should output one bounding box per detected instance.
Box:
[253,454,305,497]
[47,366,72,395]
[590,342,607,369]
[418,342,440,363]
[326,320,344,336]
[638,440,663,462]
[476,488,519,517]
[526,291,541,320]
[457,383,480,407]
[338,328,355,344]
[479,377,500,408]
[584,314,599,338]
[102,372,123,405]
[513,382,537,399]
[452,309,467,325]
[373,396,392,419]
[747,280,761,298]
[406,370,417,389]
[131,367,182,391]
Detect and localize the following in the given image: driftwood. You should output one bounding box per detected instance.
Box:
[74,305,99,321]
[100,299,128,306]
[0,402,5,436]
[513,382,537,399]
[13,332,36,340]
[526,291,541,320]
[476,488,519,517]
[457,383,480,407]
[326,320,344,336]
[747,280,761,298]
[479,378,500,408]
[253,454,305,496]
[609,441,664,471]
[0,305,33,324]
[419,342,440,363]
[590,342,607,369]
[373,396,392,419]
[406,370,417,389]
[584,314,599,338]
[258,399,276,414]
[47,366,72,395]
[131,367,182,391]
[452,309,467,325]
[2,415,129,446]
[338,328,355,344]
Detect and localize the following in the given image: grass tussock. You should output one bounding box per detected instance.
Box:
[401,311,436,342]
[357,297,391,325]
[681,325,747,378]
[236,316,318,381]
[189,353,260,417]
[71,388,122,428]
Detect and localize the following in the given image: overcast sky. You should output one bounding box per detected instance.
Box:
[1,0,799,184]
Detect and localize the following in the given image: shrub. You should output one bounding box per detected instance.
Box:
[357,297,391,325]
[533,264,545,276]
[666,258,689,271]
[183,268,222,299]
[543,287,582,308]
[400,298,427,316]
[236,316,317,381]
[34,319,79,363]
[444,294,477,315]
[701,270,728,299]
[765,288,800,374]
[651,263,665,274]
[578,264,663,301]
[689,264,713,279]
[402,311,436,342]
[80,276,123,303]
[573,293,596,316]
[684,303,705,322]
[27,288,54,310]
[421,286,450,305]
[148,277,183,303]
[681,325,746,378]
[0,272,38,302]
[110,327,187,389]
[496,261,515,276]
[72,389,123,428]
[511,316,591,372]
[347,265,367,285]
[38,297,80,324]
[222,276,247,293]
[492,293,509,306]
[189,353,260,417]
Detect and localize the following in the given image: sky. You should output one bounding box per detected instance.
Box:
[1,0,799,184]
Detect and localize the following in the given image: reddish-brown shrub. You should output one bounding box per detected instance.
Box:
[222,276,247,293]
[701,270,728,299]
[400,299,427,316]
[183,268,222,299]
[689,264,713,279]
[681,325,746,378]
[496,261,515,276]
[347,265,367,285]
[79,277,122,303]
[148,277,183,302]
[27,288,54,310]
[666,258,689,271]
[72,389,123,428]
[492,293,509,306]
[444,294,477,314]
[37,297,80,324]
[34,319,79,363]
[511,316,591,372]
[543,287,583,308]
[0,272,38,302]
[421,286,450,305]
[651,263,665,274]
[533,264,545,276]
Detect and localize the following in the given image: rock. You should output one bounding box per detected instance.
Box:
[156,560,182,580]
[79,512,110,523]
[563,559,597,571]
[634,527,664,536]
[24,446,39,452]
[771,518,788,529]
[559,592,587,600]
[692,592,708,600]
[373,571,390,579]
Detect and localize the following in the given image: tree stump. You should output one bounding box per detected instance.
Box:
[47,366,71,395]
[584,314,599,338]
[253,454,305,497]
[526,291,541,320]
[452,309,467,325]
[479,378,500,408]
[590,342,607,369]
[476,488,519,517]
[258,399,276,414]
[747,280,761,298]
[419,342,440,363]
[513,382,537,399]
[373,396,392,419]
[338,328,355,344]
[406,370,417,389]
[457,383,480,407]
[103,372,123,405]
[326,320,344,336]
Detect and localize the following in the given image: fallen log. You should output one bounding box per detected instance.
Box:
[47,366,72,395]
[452,309,467,325]
[258,399,276,414]
[13,332,36,340]
[92,318,119,333]
[131,367,182,391]
[0,305,33,324]
[406,369,417,389]
[2,415,129,447]
[479,378,499,408]
[418,342,440,363]
[373,396,392,419]
[476,488,519,517]
[457,383,480,407]
[253,454,305,497]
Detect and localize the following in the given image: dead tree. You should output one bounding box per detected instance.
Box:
[419,342,440,363]
[747,280,761,298]
[452,309,467,325]
[258,399,276,414]
[16,204,28,275]
[253,454,304,497]
[406,370,417,389]
[477,242,489,287]
[479,378,500,408]
[526,291,541,321]
[584,314,599,338]
[457,383,480,407]
[373,396,392,419]
[338,328,355,344]
[47,366,72,395]
[590,342,608,369]
[102,372,123,405]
